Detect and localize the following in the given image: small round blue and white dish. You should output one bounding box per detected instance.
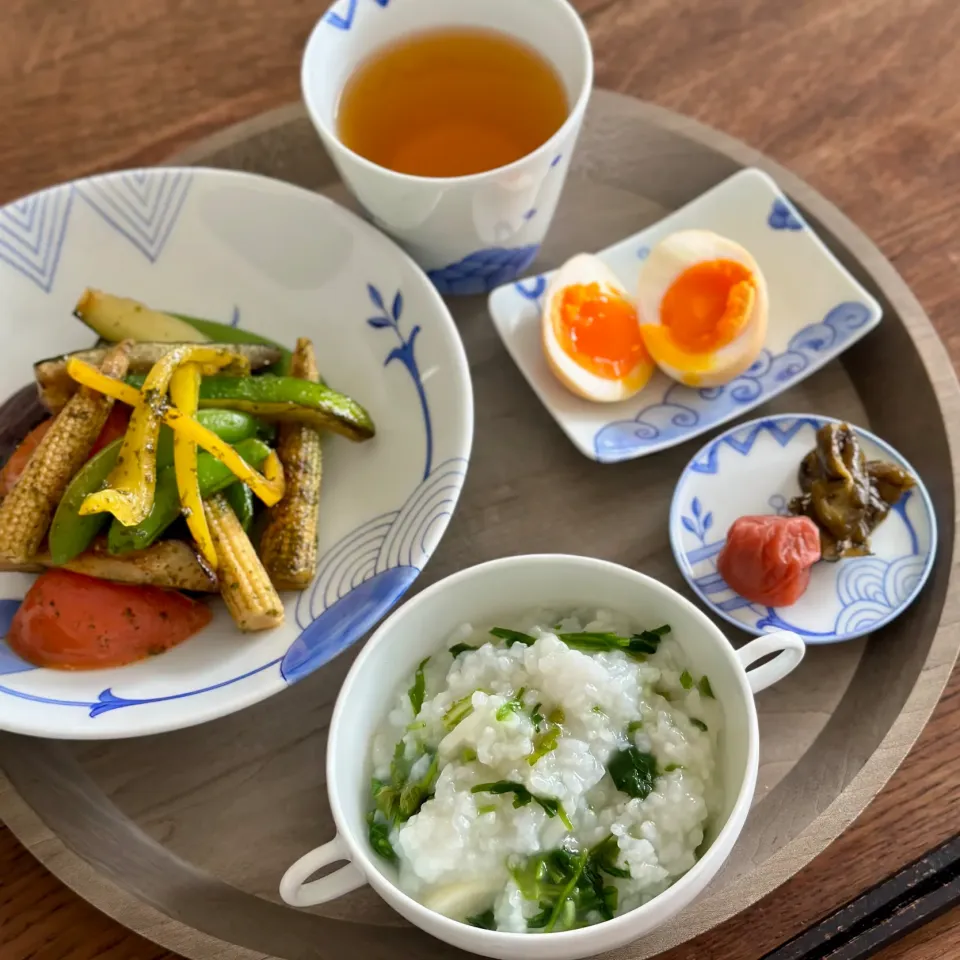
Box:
[670,415,936,644]
[0,167,473,739]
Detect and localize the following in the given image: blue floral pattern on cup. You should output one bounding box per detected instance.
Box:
[428,246,541,297]
[324,0,390,31]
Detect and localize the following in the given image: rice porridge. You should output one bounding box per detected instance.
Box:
[367,608,723,933]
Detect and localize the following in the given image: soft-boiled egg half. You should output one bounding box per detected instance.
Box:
[638,230,768,387]
[542,254,655,403]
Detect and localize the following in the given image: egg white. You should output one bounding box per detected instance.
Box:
[542,253,654,403]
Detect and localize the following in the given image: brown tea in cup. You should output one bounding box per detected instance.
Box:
[337,27,568,178]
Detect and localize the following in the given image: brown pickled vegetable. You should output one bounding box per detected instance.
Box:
[788,422,915,561]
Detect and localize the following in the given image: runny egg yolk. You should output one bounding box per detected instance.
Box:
[659,259,756,353]
[555,282,649,380]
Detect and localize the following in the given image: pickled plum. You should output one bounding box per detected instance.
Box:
[717,515,822,607]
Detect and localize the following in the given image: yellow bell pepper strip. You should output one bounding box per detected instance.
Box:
[66,358,286,508]
[65,360,147,408]
[169,363,218,570]
[76,347,250,527]
[164,408,286,506]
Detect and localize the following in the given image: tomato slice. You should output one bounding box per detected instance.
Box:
[7,569,212,670]
[0,419,52,497]
[89,404,130,458]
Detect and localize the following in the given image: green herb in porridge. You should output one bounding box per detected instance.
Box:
[607,746,658,800]
[408,657,429,714]
[471,781,573,830]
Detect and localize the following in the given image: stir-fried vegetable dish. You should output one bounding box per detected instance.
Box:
[0,289,375,669]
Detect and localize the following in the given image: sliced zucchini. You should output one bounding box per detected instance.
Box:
[75,289,210,343]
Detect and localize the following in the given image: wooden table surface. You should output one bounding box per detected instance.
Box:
[2,0,960,957]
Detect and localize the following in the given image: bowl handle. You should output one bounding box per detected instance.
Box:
[736,631,805,694]
[279,835,367,907]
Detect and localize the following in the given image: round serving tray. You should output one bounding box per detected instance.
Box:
[1,91,958,960]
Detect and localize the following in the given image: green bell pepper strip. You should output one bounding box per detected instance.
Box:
[107,437,272,555]
[125,373,374,441]
[224,482,255,532]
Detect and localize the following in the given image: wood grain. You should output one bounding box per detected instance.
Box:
[1,1,960,959]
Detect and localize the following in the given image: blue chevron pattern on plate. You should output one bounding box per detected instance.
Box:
[0,186,74,292]
[76,170,192,262]
[0,170,192,293]
[429,245,540,296]
[488,168,884,463]
[514,275,547,303]
[669,415,936,644]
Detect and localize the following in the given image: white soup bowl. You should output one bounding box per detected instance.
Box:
[280,554,804,960]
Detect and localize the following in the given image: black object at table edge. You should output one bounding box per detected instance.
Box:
[763,834,960,959]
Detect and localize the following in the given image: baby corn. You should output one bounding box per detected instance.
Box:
[259,338,323,589]
[0,343,130,563]
[204,493,284,632]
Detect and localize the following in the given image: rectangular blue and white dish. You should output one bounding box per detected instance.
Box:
[487,168,883,463]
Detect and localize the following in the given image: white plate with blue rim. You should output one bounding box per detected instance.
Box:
[669,415,936,644]
[0,167,473,739]
[487,168,884,463]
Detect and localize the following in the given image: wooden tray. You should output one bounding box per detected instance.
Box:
[1,90,958,960]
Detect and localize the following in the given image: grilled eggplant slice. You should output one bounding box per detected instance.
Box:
[0,538,218,592]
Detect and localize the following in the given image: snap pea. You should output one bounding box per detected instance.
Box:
[108,438,272,555]
[224,482,254,532]
[48,439,122,565]
[154,409,264,467]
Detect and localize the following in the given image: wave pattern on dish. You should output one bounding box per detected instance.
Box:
[593,302,872,462]
[283,456,466,682]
